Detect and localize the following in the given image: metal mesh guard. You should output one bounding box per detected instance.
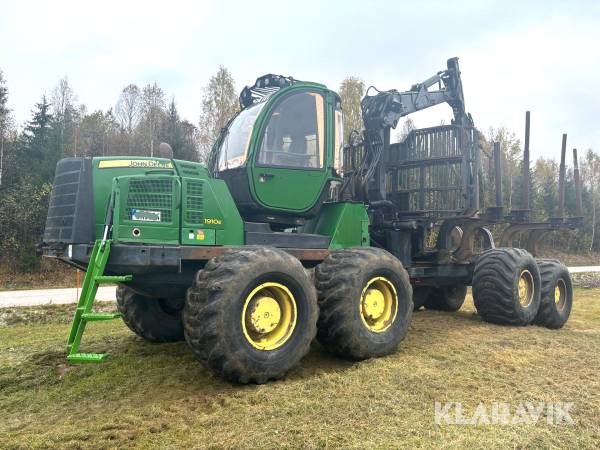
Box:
[125,179,173,222]
[185,181,204,224]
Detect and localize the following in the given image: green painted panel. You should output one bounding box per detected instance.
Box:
[181,227,216,245]
[207,180,244,245]
[179,177,244,246]
[91,156,244,247]
[251,168,326,211]
[111,175,181,245]
[302,202,370,248]
[92,156,177,239]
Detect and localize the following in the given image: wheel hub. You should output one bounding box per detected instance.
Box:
[249,296,282,334]
[241,282,297,351]
[555,278,566,310]
[359,277,398,333]
[363,288,386,320]
[518,270,534,307]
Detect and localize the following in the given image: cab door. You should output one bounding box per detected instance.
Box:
[250,90,330,212]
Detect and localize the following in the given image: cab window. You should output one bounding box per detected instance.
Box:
[257,91,325,169]
[218,102,266,171]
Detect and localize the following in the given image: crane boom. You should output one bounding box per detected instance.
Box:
[345,57,475,205]
[361,57,472,131]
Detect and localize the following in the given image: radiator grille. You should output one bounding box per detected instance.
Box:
[43,157,93,243]
[125,179,173,222]
[185,181,204,224]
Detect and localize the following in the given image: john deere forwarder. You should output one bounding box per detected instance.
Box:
[41,58,581,383]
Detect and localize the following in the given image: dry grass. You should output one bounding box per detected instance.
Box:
[1,289,600,449]
[536,248,600,266]
[0,259,76,291]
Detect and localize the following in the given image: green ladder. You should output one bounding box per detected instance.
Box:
[66,239,132,363]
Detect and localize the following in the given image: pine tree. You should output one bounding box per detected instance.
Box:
[22,96,56,182]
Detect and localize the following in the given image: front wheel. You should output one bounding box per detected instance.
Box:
[183,247,318,384]
[315,248,413,360]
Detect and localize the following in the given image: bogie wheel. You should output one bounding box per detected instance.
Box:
[315,247,413,360]
[424,285,467,312]
[412,287,430,311]
[116,286,185,342]
[183,247,318,384]
[534,259,573,329]
[472,248,541,326]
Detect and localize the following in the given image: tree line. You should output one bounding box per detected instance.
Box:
[0,70,598,273]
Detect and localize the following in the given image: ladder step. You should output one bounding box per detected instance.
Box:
[67,353,110,363]
[81,312,121,321]
[95,275,133,283]
[64,240,129,364]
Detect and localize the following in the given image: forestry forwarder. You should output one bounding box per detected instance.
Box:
[40,57,581,383]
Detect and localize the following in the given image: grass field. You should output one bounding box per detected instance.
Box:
[1,289,600,449]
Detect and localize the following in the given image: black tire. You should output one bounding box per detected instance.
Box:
[534,259,573,329]
[315,247,413,360]
[183,247,318,384]
[412,287,430,310]
[116,286,185,342]
[424,285,467,312]
[472,248,541,326]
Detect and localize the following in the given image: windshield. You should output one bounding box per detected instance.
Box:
[218,102,266,171]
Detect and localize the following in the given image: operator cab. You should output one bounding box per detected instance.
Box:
[211,75,344,228]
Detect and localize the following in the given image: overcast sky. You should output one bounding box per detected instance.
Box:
[1,0,599,161]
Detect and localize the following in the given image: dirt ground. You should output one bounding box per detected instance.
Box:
[1,289,599,449]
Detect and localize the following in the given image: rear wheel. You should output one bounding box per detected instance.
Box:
[315,248,412,360]
[412,287,430,310]
[116,286,184,342]
[183,247,318,384]
[472,248,541,326]
[424,285,467,311]
[534,259,573,329]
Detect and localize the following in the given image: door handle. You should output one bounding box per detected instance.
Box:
[259,173,275,182]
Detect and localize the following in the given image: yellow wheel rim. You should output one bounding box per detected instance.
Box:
[518,270,534,307]
[359,277,398,333]
[241,282,297,351]
[554,278,567,311]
